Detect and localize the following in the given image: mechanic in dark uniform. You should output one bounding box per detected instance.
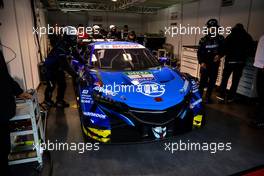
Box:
[48,32,61,49]
[48,24,62,49]
[197,19,225,103]
[107,25,121,40]
[217,24,253,102]
[121,25,129,40]
[127,31,137,42]
[0,50,31,174]
[44,31,78,108]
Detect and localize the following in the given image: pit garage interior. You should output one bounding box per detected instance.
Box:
[0,0,264,176]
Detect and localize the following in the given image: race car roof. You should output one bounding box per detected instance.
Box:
[91,41,145,49]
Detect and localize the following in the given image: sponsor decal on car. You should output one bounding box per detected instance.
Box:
[125,71,155,81]
[94,44,145,49]
[80,89,94,104]
[82,89,89,94]
[83,112,107,119]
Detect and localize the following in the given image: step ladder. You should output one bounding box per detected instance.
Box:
[8,89,47,168]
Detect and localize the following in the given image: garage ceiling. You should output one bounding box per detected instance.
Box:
[42,0,198,13]
[141,0,193,8]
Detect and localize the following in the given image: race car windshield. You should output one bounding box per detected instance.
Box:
[92,49,160,70]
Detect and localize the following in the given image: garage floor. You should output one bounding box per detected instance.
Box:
[11,79,264,176]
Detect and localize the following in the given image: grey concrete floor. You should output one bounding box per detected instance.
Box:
[11,80,264,176]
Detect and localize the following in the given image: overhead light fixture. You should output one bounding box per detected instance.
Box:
[112,0,117,2]
[61,9,81,12]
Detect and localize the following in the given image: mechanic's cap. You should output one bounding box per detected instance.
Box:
[109,25,116,30]
[206,19,219,28]
[93,25,100,30]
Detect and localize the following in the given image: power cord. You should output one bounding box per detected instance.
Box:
[0,43,17,64]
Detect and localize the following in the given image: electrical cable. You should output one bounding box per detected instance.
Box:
[0,43,17,65]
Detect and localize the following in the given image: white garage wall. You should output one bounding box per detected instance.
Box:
[21,0,42,89]
[166,5,182,57]
[144,7,169,34]
[37,3,49,59]
[181,1,199,46]
[0,0,46,90]
[46,11,144,34]
[0,0,27,89]
[45,0,264,58]
[2,0,260,90]
[143,5,182,57]
[15,0,35,89]
[104,12,143,33]
[144,0,264,57]
[220,0,251,37]
[248,0,264,40]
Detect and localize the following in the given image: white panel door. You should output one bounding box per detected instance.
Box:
[248,0,264,40]
[220,0,251,37]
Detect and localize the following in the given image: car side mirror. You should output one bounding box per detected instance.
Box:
[71,59,80,72]
[71,59,79,66]
[158,57,169,65]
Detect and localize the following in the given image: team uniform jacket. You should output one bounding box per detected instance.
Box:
[197,34,225,64]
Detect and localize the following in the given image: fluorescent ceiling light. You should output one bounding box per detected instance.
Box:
[61,9,81,12]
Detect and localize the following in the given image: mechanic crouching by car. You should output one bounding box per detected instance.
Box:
[216,24,253,102]
[0,50,32,175]
[197,19,225,104]
[43,27,78,108]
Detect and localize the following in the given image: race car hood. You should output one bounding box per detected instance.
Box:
[97,67,191,111]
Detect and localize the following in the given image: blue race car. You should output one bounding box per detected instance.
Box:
[72,41,204,143]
